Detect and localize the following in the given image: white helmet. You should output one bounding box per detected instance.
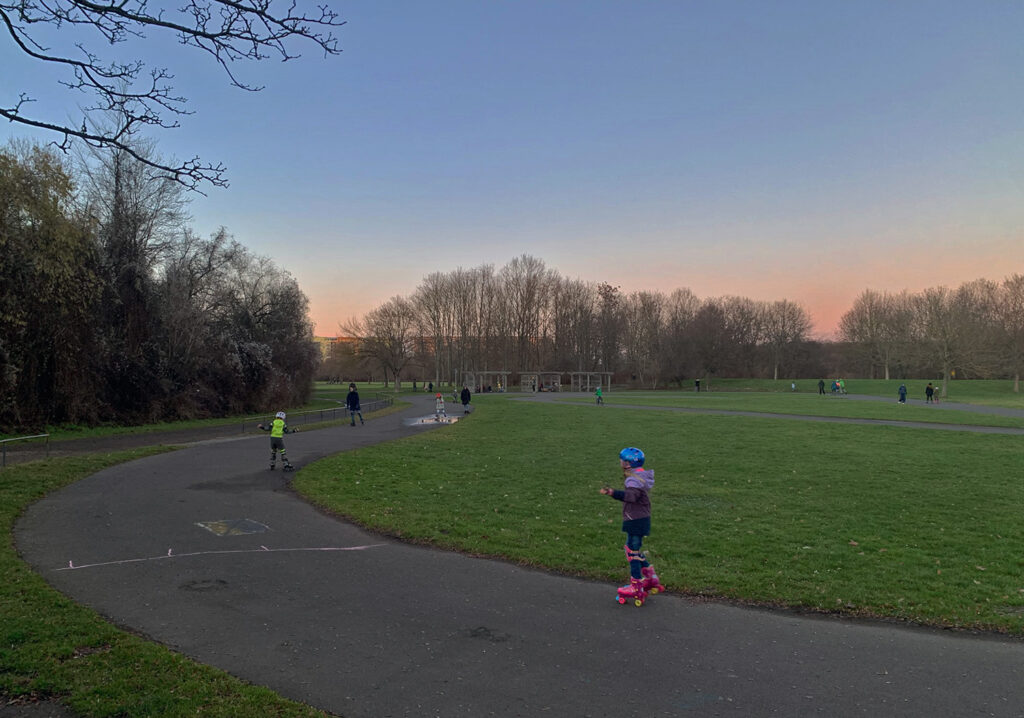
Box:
[275,411,286,420]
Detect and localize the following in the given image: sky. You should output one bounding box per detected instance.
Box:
[4,1,1024,338]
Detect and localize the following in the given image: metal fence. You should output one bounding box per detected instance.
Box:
[243,393,394,433]
[0,433,50,468]
[1,394,395,468]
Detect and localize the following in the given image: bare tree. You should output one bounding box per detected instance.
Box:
[661,288,700,386]
[908,282,1000,397]
[469,264,500,371]
[500,255,554,370]
[413,272,453,389]
[996,274,1024,392]
[449,267,478,383]
[79,140,190,414]
[549,278,596,371]
[2,0,344,189]
[157,227,241,394]
[838,289,912,379]
[595,282,623,372]
[358,296,418,391]
[690,299,730,389]
[721,296,764,376]
[622,291,666,388]
[762,299,812,380]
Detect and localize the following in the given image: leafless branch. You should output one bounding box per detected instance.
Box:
[1,0,344,189]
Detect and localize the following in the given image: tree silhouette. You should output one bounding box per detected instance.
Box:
[1,0,344,190]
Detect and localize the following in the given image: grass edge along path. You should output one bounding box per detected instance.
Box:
[0,381,404,442]
[1,449,333,718]
[296,397,1024,636]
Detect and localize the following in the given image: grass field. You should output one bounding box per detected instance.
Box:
[0,450,329,716]
[7,378,1020,443]
[689,378,1024,408]
[557,390,1024,429]
[296,393,1024,633]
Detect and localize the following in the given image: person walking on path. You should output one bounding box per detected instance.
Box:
[346,383,364,426]
[926,383,935,403]
[595,386,604,405]
[460,386,472,414]
[257,411,296,470]
[600,447,663,605]
[898,384,907,404]
[435,392,447,421]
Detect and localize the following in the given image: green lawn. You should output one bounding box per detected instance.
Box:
[557,390,1024,429]
[296,394,1024,633]
[692,378,1024,408]
[0,450,329,716]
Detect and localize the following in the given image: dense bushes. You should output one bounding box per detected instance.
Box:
[0,143,319,432]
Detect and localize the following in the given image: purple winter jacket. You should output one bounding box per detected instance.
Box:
[610,469,654,536]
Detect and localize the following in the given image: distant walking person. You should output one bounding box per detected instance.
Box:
[346,383,364,426]
[818,379,826,395]
[595,386,604,405]
[460,385,472,414]
[898,384,907,404]
[925,383,935,403]
[435,392,447,421]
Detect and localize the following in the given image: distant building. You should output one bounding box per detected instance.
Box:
[314,335,360,361]
[312,336,337,361]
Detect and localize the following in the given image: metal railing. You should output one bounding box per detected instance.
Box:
[243,393,394,433]
[0,433,50,468]
[0,395,397,466]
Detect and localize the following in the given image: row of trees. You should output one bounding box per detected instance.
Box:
[1,141,320,431]
[323,255,818,389]
[325,257,1024,395]
[839,278,1024,394]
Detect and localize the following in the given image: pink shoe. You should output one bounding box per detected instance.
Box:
[616,577,648,606]
[641,566,663,594]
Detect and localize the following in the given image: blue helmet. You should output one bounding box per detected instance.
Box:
[619,447,645,467]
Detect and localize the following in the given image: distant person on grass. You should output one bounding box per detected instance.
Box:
[600,447,663,606]
[595,385,603,405]
[460,385,472,414]
[926,383,935,403]
[257,411,295,470]
[818,379,826,395]
[898,384,907,404]
[346,383,364,426]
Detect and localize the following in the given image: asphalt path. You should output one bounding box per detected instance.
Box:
[13,394,1024,717]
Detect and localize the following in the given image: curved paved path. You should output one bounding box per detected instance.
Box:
[14,394,1024,717]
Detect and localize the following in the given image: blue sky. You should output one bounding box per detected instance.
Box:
[4,1,1024,336]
